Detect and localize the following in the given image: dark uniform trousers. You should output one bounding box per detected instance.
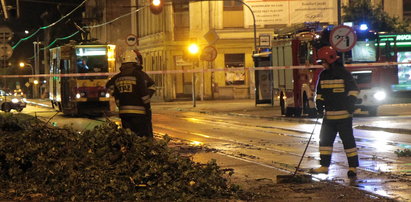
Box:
[319,117,359,168]
[120,114,152,139]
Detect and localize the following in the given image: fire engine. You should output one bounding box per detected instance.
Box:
[253,28,407,117]
[254,31,322,117]
[49,43,116,116]
[344,31,403,116]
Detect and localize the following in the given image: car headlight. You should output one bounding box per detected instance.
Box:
[76,93,81,99]
[11,98,20,103]
[373,91,386,101]
[105,93,110,98]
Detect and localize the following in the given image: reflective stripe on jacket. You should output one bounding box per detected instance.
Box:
[315,63,359,120]
[106,63,149,116]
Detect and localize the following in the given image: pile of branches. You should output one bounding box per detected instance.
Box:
[0,113,246,201]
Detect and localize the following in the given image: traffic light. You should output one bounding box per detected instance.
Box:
[149,0,163,15]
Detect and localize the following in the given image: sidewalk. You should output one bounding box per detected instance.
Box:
[153,99,285,120]
[152,98,411,135]
[27,98,411,134]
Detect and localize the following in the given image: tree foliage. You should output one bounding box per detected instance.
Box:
[343,0,410,32]
[0,113,250,201]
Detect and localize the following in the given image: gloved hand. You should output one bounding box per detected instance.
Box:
[347,104,356,114]
[347,96,357,114]
[316,105,324,118]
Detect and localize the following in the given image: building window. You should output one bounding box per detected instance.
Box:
[223,0,244,27]
[173,0,189,41]
[404,0,411,21]
[223,0,243,11]
[173,0,189,12]
[225,54,245,85]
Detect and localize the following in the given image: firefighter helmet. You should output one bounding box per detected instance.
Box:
[121,50,143,64]
[317,46,338,64]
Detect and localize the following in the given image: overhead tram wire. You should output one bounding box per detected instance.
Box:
[24,6,147,59]
[40,30,80,50]
[12,0,88,50]
[83,6,146,29]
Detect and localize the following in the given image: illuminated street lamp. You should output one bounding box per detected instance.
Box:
[185,42,201,107]
[188,43,200,55]
[19,62,37,98]
[149,0,163,15]
[19,62,34,75]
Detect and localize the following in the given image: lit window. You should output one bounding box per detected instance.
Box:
[225,54,245,85]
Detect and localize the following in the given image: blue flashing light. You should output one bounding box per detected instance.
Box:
[359,24,368,31]
[260,48,271,52]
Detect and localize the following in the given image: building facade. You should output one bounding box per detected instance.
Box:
[84,0,407,101]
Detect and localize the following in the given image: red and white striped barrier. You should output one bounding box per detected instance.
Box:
[1,61,410,78]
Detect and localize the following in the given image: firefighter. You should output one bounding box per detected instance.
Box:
[106,50,152,139]
[134,50,156,137]
[309,46,360,178]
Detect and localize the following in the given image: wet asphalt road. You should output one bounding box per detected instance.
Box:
[17,99,411,201]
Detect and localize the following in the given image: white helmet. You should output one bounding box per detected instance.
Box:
[122,50,138,63]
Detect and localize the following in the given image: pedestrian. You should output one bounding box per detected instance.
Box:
[106,50,152,139]
[309,46,360,178]
[134,50,156,137]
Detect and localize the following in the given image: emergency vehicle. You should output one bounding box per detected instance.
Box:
[254,31,322,117]
[254,28,409,117]
[49,43,116,116]
[344,32,403,116]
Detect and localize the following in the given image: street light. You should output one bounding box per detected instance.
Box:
[149,0,163,15]
[19,62,37,98]
[19,62,34,75]
[188,43,200,55]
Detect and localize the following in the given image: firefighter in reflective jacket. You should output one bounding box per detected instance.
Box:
[106,50,152,139]
[310,46,360,178]
[134,50,156,137]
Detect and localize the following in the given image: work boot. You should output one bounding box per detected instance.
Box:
[347,167,357,178]
[309,166,329,174]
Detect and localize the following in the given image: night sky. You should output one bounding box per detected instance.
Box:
[1,0,84,63]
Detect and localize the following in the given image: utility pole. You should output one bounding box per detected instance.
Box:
[338,0,342,25]
[33,41,41,98]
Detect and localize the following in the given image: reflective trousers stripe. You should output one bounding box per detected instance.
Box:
[119,105,146,115]
[345,147,358,157]
[119,109,145,114]
[325,110,351,120]
[319,146,333,155]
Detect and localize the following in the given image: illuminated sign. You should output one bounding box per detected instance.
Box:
[380,34,411,42]
[244,0,337,27]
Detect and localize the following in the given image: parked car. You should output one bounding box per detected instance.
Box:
[0,90,27,112]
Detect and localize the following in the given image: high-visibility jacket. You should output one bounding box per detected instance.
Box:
[136,64,156,98]
[315,63,359,120]
[106,63,150,115]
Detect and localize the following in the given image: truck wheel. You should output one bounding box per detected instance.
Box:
[294,107,302,117]
[2,103,11,112]
[306,108,317,118]
[285,107,294,117]
[302,93,317,117]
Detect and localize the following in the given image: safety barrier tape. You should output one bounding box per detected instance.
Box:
[0,61,410,78]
